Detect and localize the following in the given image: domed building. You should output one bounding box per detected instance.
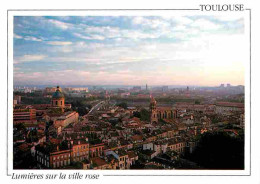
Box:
[52,86,65,112]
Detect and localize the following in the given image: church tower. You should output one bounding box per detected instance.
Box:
[150,95,158,123]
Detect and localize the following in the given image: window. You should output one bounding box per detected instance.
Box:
[61,101,62,105]
[53,157,55,161]
[56,101,58,105]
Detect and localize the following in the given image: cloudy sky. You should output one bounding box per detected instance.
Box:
[13,15,246,86]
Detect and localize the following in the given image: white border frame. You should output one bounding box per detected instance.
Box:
[7,9,251,177]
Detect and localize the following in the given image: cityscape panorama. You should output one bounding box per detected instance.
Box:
[13,16,245,170]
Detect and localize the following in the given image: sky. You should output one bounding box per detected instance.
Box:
[13,15,246,86]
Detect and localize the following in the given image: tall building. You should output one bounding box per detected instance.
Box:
[150,96,158,123]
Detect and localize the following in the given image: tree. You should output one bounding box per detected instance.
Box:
[117,102,128,109]
[77,107,88,116]
[133,111,141,118]
[15,123,26,131]
[194,100,200,104]
[140,108,150,121]
[190,131,244,169]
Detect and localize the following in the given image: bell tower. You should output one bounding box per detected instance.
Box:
[150,95,158,123]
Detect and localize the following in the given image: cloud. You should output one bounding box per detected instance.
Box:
[14,34,23,39]
[46,41,73,45]
[47,19,71,30]
[13,33,43,42]
[215,15,243,22]
[132,17,170,29]
[191,18,222,31]
[23,36,43,42]
[73,33,105,40]
[13,16,246,86]
[14,54,47,63]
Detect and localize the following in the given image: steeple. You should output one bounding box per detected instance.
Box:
[150,94,158,123]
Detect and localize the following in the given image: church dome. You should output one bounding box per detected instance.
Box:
[52,86,64,99]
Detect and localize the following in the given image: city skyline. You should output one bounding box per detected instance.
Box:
[14,15,246,86]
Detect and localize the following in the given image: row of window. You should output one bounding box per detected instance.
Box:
[73,145,89,151]
[169,143,184,149]
[90,147,103,152]
[37,155,49,167]
[53,100,63,106]
[53,160,70,168]
[53,154,70,161]
[120,157,128,162]
[73,151,89,157]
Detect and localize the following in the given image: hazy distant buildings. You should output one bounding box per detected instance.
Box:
[162,86,168,92]
[45,87,57,93]
[215,102,244,114]
[64,87,88,93]
[133,86,142,91]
